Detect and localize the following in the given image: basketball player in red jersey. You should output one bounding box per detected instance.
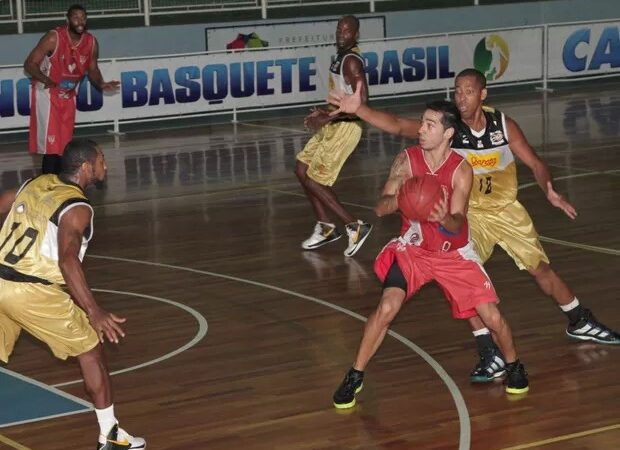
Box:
[332,101,528,408]
[24,4,120,175]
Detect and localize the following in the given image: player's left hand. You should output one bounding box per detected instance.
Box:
[304,107,329,131]
[546,181,577,219]
[427,189,449,223]
[101,80,120,92]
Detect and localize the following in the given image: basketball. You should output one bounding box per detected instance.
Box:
[397,175,443,221]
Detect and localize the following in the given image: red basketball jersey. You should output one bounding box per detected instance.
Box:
[40,26,95,97]
[398,145,469,252]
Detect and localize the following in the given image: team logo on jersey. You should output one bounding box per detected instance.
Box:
[48,135,56,144]
[467,152,500,169]
[483,280,492,289]
[68,63,76,73]
[490,130,505,145]
[80,55,87,64]
[477,140,484,149]
[15,203,26,214]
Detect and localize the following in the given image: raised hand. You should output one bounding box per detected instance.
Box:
[327,79,364,116]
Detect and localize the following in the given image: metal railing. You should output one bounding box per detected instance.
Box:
[2,0,486,32]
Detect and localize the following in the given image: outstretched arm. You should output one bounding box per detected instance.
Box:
[58,205,126,344]
[375,150,412,217]
[506,117,577,219]
[305,55,368,131]
[328,79,421,139]
[428,161,472,233]
[87,39,120,92]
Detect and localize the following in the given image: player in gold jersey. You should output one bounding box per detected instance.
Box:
[327,68,620,381]
[0,139,145,449]
[295,15,372,257]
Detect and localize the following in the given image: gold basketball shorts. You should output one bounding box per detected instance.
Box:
[296,120,363,186]
[468,199,549,271]
[0,279,99,362]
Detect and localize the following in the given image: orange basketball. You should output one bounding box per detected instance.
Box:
[397,175,443,221]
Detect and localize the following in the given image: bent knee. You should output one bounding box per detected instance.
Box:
[528,260,552,277]
[376,294,404,322]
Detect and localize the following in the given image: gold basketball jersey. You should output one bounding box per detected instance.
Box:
[0,175,93,285]
[451,106,517,211]
[328,47,364,112]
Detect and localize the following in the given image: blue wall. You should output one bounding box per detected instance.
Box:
[0,0,616,65]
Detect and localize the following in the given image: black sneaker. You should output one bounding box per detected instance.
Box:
[505,361,529,394]
[344,221,373,257]
[333,368,364,409]
[566,309,620,345]
[470,347,507,383]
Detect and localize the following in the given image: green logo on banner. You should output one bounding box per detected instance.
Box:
[473,34,510,81]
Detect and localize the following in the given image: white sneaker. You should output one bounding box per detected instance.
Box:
[97,424,146,449]
[344,220,373,257]
[301,222,342,250]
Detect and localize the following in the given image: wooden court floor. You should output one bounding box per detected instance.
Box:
[0,83,619,449]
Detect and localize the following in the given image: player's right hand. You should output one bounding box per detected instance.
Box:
[89,308,127,344]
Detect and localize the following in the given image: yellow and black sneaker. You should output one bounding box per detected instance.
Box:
[302,221,342,250]
[344,220,373,257]
[333,368,364,409]
[505,361,529,395]
[97,424,146,450]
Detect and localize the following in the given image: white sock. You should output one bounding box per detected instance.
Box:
[95,404,117,436]
[473,327,491,337]
[559,297,580,312]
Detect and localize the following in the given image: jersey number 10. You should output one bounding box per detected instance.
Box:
[0,222,39,264]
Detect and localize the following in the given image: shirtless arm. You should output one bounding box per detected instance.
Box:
[58,205,126,344]
[23,31,58,88]
[87,39,120,92]
[506,116,577,219]
[328,79,421,139]
[375,150,412,217]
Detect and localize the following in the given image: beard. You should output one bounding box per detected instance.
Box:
[94,179,106,190]
[68,23,86,34]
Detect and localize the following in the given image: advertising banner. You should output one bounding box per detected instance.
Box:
[548,20,620,78]
[0,27,543,130]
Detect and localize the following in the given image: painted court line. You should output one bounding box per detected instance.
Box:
[0,366,92,431]
[53,289,208,388]
[499,423,620,449]
[263,172,619,256]
[0,433,32,450]
[0,367,92,409]
[88,253,471,450]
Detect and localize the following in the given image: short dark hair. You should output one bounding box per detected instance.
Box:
[61,139,99,175]
[339,15,360,33]
[425,100,461,132]
[67,4,86,17]
[456,68,487,89]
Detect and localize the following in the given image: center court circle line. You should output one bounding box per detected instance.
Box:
[52,289,208,388]
[87,254,471,450]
